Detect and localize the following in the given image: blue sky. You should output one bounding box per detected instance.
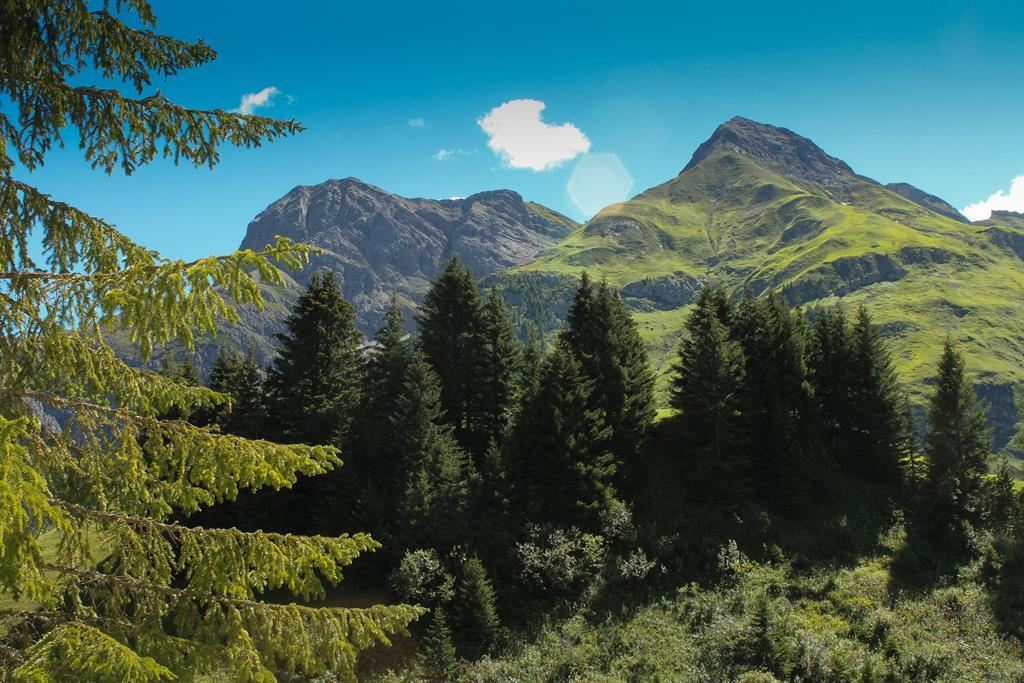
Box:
[21,0,1024,260]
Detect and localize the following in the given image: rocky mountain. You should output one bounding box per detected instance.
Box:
[131,179,577,374]
[503,116,1024,446]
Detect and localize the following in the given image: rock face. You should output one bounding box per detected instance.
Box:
[885,182,968,223]
[239,178,577,332]
[680,116,865,195]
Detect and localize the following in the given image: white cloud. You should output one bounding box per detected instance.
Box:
[962,175,1024,221]
[408,117,426,128]
[433,148,470,161]
[234,86,281,115]
[478,99,590,171]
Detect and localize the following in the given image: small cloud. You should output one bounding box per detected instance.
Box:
[434,148,470,161]
[478,99,590,172]
[962,175,1024,221]
[408,117,427,128]
[285,94,296,104]
[234,86,281,115]
[448,196,465,201]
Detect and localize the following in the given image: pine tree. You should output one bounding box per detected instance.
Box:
[393,354,475,553]
[477,290,522,449]
[924,339,991,521]
[732,291,817,507]
[0,3,421,679]
[847,306,905,486]
[416,256,488,457]
[208,346,265,439]
[806,306,854,465]
[421,608,461,681]
[264,271,363,447]
[346,294,414,527]
[561,275,656,495]
[669,287,748,505]
[453,557,502,660]
[507,343,617,531]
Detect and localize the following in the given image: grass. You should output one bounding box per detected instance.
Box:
[507,148,1024,444]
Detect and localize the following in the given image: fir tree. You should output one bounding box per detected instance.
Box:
[393,354,475,552]
[561,275,656,495]
[416,256,489,457]
[669,287,748,505]
[453,557,502,660]
[924,339,991,522]
[732,291,817,507]
[208,346,265,439]
[477,290,522,449]
[421,608,461,681]
[0,3,420,678]
[806,306,854,464]
[264,271,363,447]
[507,343,617,531]
[847,306,906,486]
[347,295,414,526]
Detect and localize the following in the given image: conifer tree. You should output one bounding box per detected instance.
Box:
[669,287,748,505]
[453,557,502,660]
[923,339,991,521]
[421,608,461,681]
[477,290,522,449]
[416,256,488,457]
[0,3,420,679]
[847,306,906,486]
[264,271,363,447]
[561,275,656,494]
[732,292,817,507]
[393,354,475,553]
[346,294,413,526]
[807,306,854,462]
[208,346,265,439]
[507,343,616,531]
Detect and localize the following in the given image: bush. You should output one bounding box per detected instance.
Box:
[390,548,455,607]
[515,526,606,597]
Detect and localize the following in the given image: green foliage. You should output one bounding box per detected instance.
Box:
[477,290,521,449]
[507,344,617,531]
[416,256,489,458]
[421,608,461,682]
[669,286,749,505]
[0,3,421,679]
[264,271,363,447]
[561,274,656,494]
[208,346,265,439]
[513,526,606,598]
[393,355,475,552]
[452,558,501,660]
[923,340,992,524]
[390,549,455,609]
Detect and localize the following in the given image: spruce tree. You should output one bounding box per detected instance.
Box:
[561,275,656,495]
[732,291,817,507]
[477,290,522,449]
[669,287,748,505]
[393,354,475,553]
[264,271,363,447]
[421,608,461,681]
[924,339,991,521]
[0,3,420,679]
[416,256,489,457]
[847,306,905,486]
[453,557,502,660]
[208,346,265,439]
[806,306,854,465]
[507,343,616,531]
[347,295,413,526]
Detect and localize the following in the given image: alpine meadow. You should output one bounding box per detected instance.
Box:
[2,1,1023,682]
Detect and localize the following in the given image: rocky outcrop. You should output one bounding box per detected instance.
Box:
[240,178,577,333]
[782,253,907,305]
[885,182,968,223]
[621,274,703,311]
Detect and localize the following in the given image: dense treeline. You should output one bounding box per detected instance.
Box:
[177,261,1024,680]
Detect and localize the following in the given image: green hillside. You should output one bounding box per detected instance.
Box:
[502,118,1024,445]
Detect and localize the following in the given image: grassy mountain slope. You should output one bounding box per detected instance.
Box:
[505,118,1024,445]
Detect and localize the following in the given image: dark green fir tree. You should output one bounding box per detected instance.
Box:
[208,346,265,439]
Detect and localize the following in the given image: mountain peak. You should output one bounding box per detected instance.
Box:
[681,116,858,191]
